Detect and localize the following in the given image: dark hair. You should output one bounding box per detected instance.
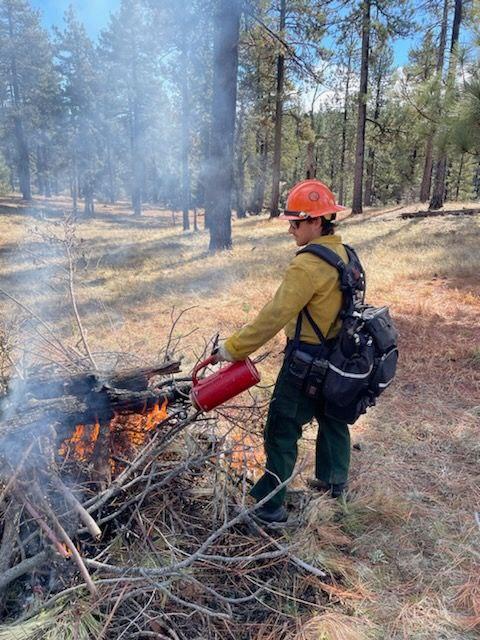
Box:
[306,216,336,236]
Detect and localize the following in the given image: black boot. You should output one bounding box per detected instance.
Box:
[253,505,288,524]
[330,482,347,498]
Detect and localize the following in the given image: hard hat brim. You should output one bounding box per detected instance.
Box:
[279,204,349,221]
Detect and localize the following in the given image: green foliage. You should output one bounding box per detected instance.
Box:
[0,0,477,219]
[449,75,480,154]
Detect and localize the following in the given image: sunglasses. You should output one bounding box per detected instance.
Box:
[289,220,305,229]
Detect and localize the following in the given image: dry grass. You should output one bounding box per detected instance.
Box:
[1,195,479,638]
[295,610,375,640]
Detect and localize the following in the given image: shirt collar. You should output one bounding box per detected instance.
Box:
[309,234,342,245]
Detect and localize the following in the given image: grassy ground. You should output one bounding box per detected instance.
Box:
[0,195,479,639]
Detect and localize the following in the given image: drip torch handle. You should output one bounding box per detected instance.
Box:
[192,355,216,386]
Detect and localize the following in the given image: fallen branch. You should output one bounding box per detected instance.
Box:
[0,550,50,592]
[50,475,102,540]
[401,208,479,219]
[21,497,70,558]
[34,489,98,597]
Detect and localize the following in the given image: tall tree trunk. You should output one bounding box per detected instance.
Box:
[39,134,52,197]
[338,49,353,206]
[130,32,143,217]
[363,147,375,206]
[71,151,78,214]
[305,99,317,178]
[305,142,316,179]
[429,0,463,210]
[131,103,143,216]
[83,175,94,217]
[36,145,45,196]
[249,134,268,214]
[205,0,241,251]
[351,0,371,214]
[474,160,480,199]
[106,136,116,204]
[269,0,286,217]
[235,102,246,218]
[7,4,31,200]
[43,144,51,197]
[419,136,434,202]
[180,2,191,231]
[198,122,210,226]
[454,153,464,199]
[364,63,383,207]
[419,0,449,203]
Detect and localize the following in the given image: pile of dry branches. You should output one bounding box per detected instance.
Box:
[0,356,331,640]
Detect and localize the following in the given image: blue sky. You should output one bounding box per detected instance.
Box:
[32,0,420,66]
[31,0,119,37]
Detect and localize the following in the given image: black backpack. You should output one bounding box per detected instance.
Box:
[295,243,399,424]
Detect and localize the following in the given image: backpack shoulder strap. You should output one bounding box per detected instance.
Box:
[296,243,347,274]
[292,244,348,349]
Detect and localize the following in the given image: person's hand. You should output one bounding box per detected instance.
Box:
[211,343,235,364]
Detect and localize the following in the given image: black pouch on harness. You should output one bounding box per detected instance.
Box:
[322,337,375,407]
[287,346,329,399]
[287,349,313,390]
[304,357,329,399]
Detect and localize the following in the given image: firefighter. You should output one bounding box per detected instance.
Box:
[213,179,351,524]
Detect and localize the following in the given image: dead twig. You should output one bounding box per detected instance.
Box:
[0,287,83,367]
[163,307,198,361]
[0,550,50,592]
[248,519,327,578]
[20,496,70,558]
[50,475,102,540]
[65,241,98,370]
[34,489,98,597]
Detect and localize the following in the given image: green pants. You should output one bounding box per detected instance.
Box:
[250,359,350,509]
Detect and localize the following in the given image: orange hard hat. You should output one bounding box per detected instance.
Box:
[279,179,347,220]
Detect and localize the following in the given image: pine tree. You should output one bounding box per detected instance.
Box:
[54,7,100,215]
[99,0,161,216]
[0,0,54,199]
[205,0,241,251]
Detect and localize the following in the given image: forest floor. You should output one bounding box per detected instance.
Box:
[0,195,479,639]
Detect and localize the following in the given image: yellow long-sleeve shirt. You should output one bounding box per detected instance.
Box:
[224,235,348,361]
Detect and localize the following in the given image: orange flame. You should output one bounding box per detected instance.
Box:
[229,429,265,476]
[59,399,169,473]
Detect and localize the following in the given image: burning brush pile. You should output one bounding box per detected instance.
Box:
[0,356,331,640]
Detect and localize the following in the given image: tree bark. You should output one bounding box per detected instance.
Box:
[474,161,480,199]
[364,55,384,207]
[130,30,143,216]
[206,0,241,251]
[454,153,464,199]
[419,0,449,203]
[7,3,31,200]
[180,1,191,231]
[338,48,353,206]
[106,136,116,204]
[429,0,463,210]
[419,136,434,202]
[71,153,78,213]
[249,134,268,214]
[83,178,94,217]
[269,0,286,218]
[351,0,371,214]
[235,101,247,218]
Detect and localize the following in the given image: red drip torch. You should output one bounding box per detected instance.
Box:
[190,356,261,412]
